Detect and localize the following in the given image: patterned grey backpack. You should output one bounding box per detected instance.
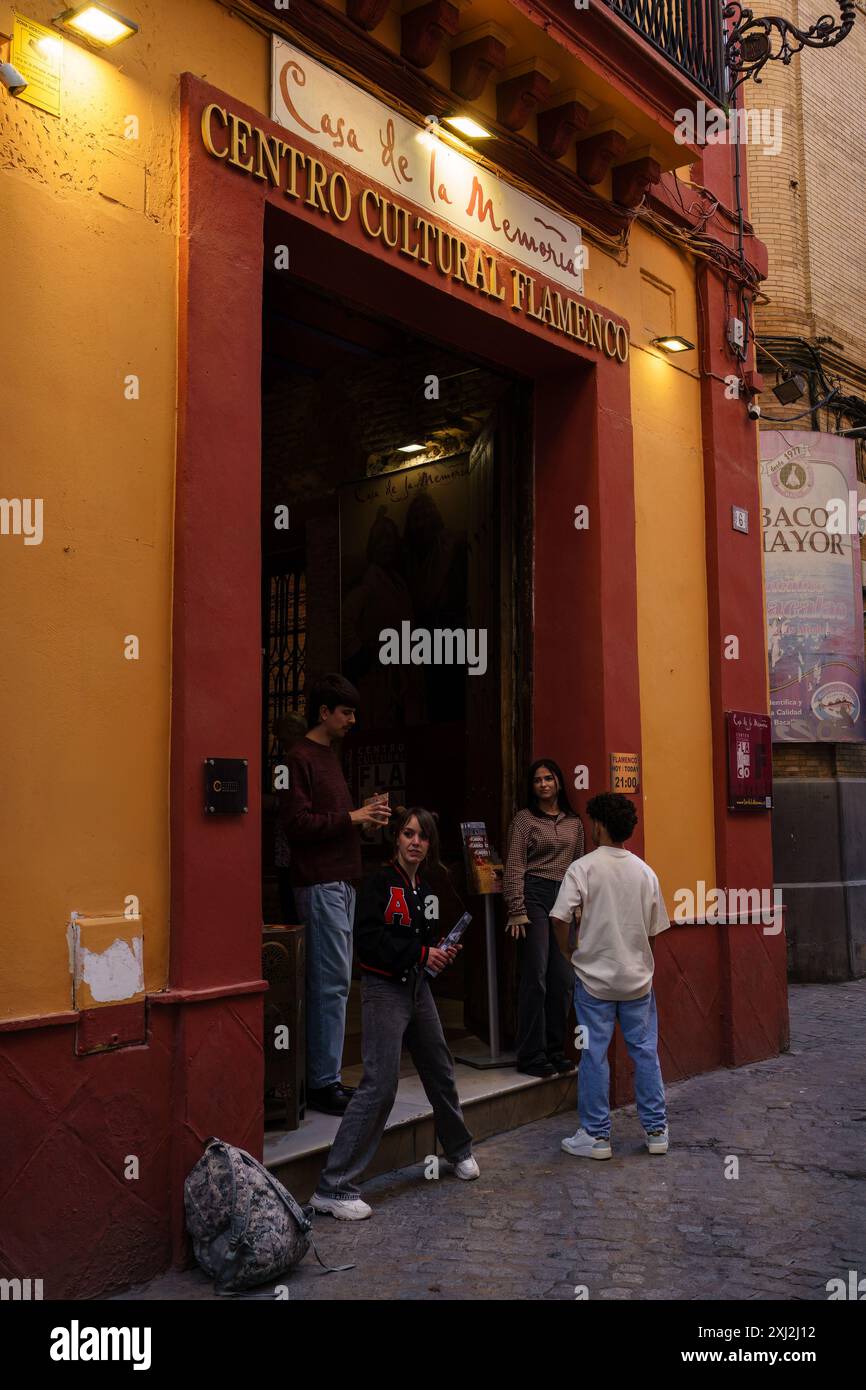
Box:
[184,1137,351,1292]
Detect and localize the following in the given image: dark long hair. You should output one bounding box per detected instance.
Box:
[387,805,442,870]
[525,758,576,817]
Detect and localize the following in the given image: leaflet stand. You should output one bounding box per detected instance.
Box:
[454,896,515,1069]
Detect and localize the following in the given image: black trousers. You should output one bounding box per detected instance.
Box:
[516,874,573,1067]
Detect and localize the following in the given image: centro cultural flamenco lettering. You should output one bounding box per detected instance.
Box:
[200,103,629,364]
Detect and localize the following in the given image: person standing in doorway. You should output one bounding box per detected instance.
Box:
[503,759,584,1078]
[550,793,671,1160]
[281,674,390,1116]
[311,806,478,1220]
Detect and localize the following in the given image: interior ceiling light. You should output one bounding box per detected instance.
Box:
[442,115,493,140]
[772,373,808,405]
[57,4,140,46]
[652,335,695,354]
[397,443,425,454]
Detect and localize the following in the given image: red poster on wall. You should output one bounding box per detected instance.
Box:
[726,711,773,810]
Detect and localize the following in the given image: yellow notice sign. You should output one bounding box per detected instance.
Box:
[610,752,640,794]
[12,15,62,117]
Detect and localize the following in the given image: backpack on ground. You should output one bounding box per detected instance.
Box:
[184,1137,352,1292]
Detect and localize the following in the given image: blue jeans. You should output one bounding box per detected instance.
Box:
[295,881,356,1090]
[573,977,666,1137]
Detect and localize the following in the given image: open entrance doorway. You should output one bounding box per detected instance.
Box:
[260,269,533,1097]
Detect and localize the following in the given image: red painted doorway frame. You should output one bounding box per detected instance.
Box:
[173,75,642,1229]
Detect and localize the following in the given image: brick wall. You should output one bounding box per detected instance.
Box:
[745,4,866,691]
[746,1,866,492]
[774,742,866,778]
[835,742,866,777]
[745,1,866,366]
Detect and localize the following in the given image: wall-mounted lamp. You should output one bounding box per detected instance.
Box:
[442,115,493,140]
[725,1,855,94]
[57,4,140,47]
[652,335,695,354]
[772,373,808,405]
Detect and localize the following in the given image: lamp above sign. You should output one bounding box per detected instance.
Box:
[270,37,584,299]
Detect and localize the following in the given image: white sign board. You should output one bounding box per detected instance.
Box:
[271,37,584,296]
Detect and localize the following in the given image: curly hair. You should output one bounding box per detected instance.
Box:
[586,793,638,845]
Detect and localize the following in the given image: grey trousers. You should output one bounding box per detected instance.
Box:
[316,971,473,1198]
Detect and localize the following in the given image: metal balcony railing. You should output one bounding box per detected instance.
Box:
[606,0,728,103]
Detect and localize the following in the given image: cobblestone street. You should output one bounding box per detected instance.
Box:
[117,981,866,1302]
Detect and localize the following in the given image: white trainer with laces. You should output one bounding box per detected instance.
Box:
[561,1128,612,1160]
[310,1193,373,1220]
[645,1127,669,1154]
[454,1156,480,1180]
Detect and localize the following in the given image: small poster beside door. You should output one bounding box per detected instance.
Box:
[460,821,503,895]
[726,711,773,810]
[610,752,640,793]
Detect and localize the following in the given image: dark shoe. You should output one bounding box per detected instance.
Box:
[307,1083,351,1115]
[336,1083,356,1098]
[516,1062,556,1078]
[548,1055,576,1074]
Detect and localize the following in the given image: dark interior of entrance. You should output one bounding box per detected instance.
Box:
[260,268,532,1102]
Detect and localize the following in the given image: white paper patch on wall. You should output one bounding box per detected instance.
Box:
[68,913,145,1010]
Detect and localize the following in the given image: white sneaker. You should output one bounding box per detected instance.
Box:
[454,1156,480,1181]
[310,1193,372,1220]
[561,1128,612,1160]
[645,1127,669,1155]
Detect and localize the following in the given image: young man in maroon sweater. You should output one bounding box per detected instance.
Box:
[281,675,390,1115]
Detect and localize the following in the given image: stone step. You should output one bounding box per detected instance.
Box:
[264,1059,577,1200]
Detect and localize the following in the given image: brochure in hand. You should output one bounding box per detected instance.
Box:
[425,912,472,976]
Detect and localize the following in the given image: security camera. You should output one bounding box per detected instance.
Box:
[0,63,28,96]
[747,402,762,420]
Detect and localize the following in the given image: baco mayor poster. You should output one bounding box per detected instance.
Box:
[760,431,866,742]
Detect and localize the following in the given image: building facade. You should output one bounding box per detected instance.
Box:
[744,0,866,982]
[1,0,789,1297]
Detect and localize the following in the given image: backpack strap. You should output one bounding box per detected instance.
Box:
[307,1240,355,1276]
[232,1146,355,1275]
[235,1146,311,1234]
[205,1140,254,1291]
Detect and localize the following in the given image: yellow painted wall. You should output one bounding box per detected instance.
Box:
[587,226,717,906]
[0,0,715,1018]
[0,0,267,1019]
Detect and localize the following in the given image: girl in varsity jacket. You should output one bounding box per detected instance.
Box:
[311,806,480,1220]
